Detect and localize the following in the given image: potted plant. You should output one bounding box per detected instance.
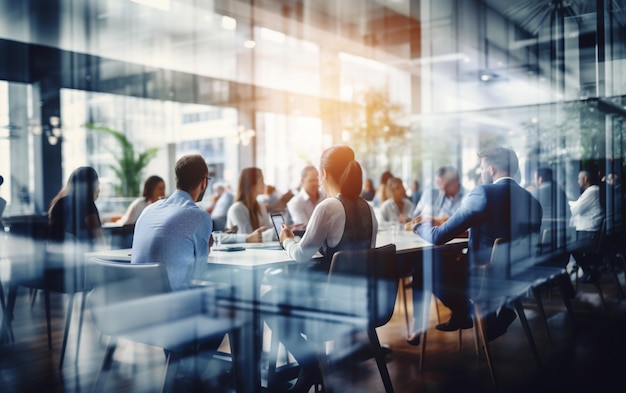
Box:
[85,124,159,197]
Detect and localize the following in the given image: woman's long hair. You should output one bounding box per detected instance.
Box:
[48,166,99,216]
[235,167,263,230]
[320,145,363,199]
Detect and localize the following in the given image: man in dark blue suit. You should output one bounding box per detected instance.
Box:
[412,147,542,333]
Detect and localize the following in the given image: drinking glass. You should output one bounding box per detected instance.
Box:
[212,231,224,250]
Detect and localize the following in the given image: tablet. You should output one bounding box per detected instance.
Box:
[270,213,285,248]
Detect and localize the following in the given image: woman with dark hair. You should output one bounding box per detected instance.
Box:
[269,145,378,392]
[48,166,104,246]
[117,175,166,225]
[225,167,271,242]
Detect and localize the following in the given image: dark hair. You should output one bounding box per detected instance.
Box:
[379,170,393,186]
[175,155,208,192]
[385,177,404,199]
[49,166,99,216]
[142,175,165,201]
[478,147,519,176]
[320,145,363,199]
[235,167,264,230]
[582,162,601,185]
[536,167,553,182]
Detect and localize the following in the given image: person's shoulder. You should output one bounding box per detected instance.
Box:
[317,196,341,211]
[228,201,247,213]
[380,198,393,208]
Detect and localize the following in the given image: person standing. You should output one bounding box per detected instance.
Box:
[569,168,604,282]
[531,167,571,252]
[286,165,327,233]
[131,154,212,290]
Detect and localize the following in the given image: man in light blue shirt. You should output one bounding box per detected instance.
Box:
[132,154,213,290]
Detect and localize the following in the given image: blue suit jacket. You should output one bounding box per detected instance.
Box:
[417,178,543,265]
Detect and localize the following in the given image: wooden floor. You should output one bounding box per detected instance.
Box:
[1,271,626,393]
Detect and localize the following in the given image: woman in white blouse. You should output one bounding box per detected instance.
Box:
[269,145,378,392]
[117,175,165,225]
[224,167,271,243]
[379,177,414,225]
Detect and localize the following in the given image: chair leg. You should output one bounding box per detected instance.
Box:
[401,277,411,339]
[266,325,281,390]
[75,291,87,365]
[59,293,75,369]
[30,288,38,309]
[92,336,118,393]
[419,291,432,371]
[0,284,10,343]
[531,285,553,345]
[472,304,496,387]
[314,341,331,393]
[512,298,542,370]
[5,285,18,343]
[44,290,52,350]
[368,328,395,393]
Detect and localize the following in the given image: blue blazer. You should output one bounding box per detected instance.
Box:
[417,178,543,265]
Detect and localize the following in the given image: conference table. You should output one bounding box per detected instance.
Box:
[85,230,468,393]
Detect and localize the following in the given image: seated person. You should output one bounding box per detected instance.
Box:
[379,177,414,225]
[205,182,234,231]
[408,147,541,344]
[265,145,377,392]
[48,166,105,248]
[223,167,272,243]
[117,175,166,225]
[131,155,213,290]
[286,165,326,234]
[409,165,466,225]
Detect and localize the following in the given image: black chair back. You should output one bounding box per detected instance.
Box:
[327,244,398,328]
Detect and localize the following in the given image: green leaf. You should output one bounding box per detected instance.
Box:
[86,123,160,197]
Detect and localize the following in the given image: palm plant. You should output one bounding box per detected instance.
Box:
[85,124,159,197]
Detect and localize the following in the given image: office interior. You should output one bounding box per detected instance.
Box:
[1,1,626,392]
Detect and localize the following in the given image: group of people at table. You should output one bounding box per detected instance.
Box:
[45,144,605,392]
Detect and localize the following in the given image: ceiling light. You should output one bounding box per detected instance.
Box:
[260,28,285,44]
[244,40,256,49]
[221,15,237,30]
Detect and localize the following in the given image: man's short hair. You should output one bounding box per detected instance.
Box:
[478,147,519,176]
[436,165,459,180]
[175,154,208,191]
[536,167,553,182]
[301,165,317,179]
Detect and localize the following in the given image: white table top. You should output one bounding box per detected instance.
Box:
[85,231,467,270]
[85,242,295,271]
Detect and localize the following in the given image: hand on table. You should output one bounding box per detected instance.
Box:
[246,226,267,243]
